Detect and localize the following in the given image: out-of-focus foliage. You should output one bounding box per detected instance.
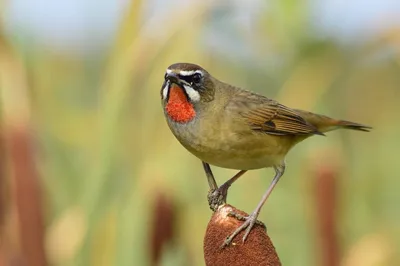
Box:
[1,0,399,265]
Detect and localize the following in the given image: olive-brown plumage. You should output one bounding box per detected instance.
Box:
[160,62,370,247]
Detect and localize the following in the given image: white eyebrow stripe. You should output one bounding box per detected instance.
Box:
[165,69,204,76]
[179,70,204,76]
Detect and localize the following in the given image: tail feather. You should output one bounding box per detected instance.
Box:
[335,120,371,132]
[294,109,372,133]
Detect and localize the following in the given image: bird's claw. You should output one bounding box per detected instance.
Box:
[207,189,224,212]
[227,211,266,229]
[220,211,266,249]
[207,184,230,211]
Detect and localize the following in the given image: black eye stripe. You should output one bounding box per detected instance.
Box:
[178,74,194,83]
[178,73,202,83]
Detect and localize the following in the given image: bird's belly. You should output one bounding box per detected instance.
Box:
[180,131,290,170]
[190,144,286,170]
[208,153,280,170]
[167,117,292,170]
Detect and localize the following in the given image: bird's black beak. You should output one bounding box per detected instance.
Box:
[165,72,181,86]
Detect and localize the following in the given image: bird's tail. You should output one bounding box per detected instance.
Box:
[333,120,371,132]
[294,109,371,134]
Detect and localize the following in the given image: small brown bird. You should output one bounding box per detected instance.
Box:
[160,62,370,247]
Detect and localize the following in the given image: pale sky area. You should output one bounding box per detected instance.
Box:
[3,0,400,53]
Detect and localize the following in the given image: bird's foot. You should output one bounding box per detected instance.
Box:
[228,211,266,229]
[220,211,266,248]
[207,183,230,212]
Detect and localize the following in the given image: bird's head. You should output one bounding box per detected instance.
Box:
[161,63,216,123]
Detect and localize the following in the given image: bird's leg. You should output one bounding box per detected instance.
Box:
[202,162,218,191]
[221,164,286,248]
[202,162,222,211]
[207,170,247,211]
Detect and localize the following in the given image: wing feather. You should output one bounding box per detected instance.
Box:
[234,94,323,136]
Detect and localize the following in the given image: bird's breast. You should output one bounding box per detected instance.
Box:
[165,84,196,123]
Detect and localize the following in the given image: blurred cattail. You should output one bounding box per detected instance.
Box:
[312,152,340,266]
[0,32,47,266]
[204,204,281,266]
[149,190,176,266]
[0,129,6,233]
[0,128,7,266]
[9,131,47,266]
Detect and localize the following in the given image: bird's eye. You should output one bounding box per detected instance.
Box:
[164,73,168,80]
[192,73,202,84]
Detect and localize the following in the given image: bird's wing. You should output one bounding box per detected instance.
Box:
[230,92,322,136]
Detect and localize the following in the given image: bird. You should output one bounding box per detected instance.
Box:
[160,62,371,247]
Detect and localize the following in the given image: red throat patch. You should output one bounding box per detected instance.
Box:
[166,84,196,123]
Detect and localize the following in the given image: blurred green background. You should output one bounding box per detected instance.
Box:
[0,0,399,265]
